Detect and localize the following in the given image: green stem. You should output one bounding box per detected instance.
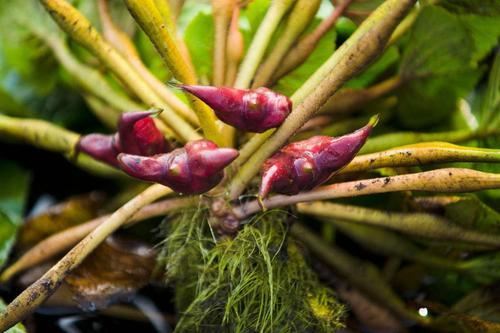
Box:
[0,184,171,331]
[123,0,224,146]
[40,0,200,142]
[251,0,321,88]
[229,0,416,199]
[211,0,235,86]
[342,142,500,174]
[360,128,499,154]
[271,0,353,83]
[291,223,426,324]
[83,95,121,129]
[0,114,121,177]
[234,0,296,89]
[232,168,500,218]
[46,37,143,113]
[98,0,199,126]
[327,219,463,271]
[305,202,500,247]
[318,76,403,115]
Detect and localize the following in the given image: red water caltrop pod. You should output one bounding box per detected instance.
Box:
[77,110,169,167]
[178,85,292,133]
[117,139,239,194]
[259,116,378,198]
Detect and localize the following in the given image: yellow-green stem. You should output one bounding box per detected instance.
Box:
[232,168,500,218]
[229,0,416,199]
[234,0,296,89]
[40,0,200,142]
[212,0,236,86]
[46,37,143,113]
[271,0,353,83]
[83,95,122,129]
[301,202,500,247]
[252,0,321,88]
[0,184,171,331]
[0,114,123,177]
[123,0,224,145]
[360,128,499,154]
[342,142,500,174]
[98,0,199,126]
[318,76,403,115]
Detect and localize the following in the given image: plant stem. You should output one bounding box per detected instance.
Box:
[45,37,143,113]
[301,202,500,247]
[98,0,199,126]
[360,128,499,154]
[224,6,244,86]
[39,0,200,142]
[0,196,193,282]
[341,142,500,174]
[325,219,464,271]
[232,168,500,218]
[0,114,123,177]
[234,0,296,89]
[291,223,426,324]
[0,113,79,154]
[229,0,416,199]
[0,184,171,331]
[212,0,236,86]
[318,76,403,115]
[124,0,225,146]
[271,0,353,83]
[251,0,321,88]
[83,95,122,129]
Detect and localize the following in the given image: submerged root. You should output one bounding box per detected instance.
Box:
[159,207,344,332]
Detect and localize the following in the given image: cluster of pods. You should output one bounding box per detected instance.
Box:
[79,85,375,197]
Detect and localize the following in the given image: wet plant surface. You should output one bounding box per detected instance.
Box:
[0,0,499,332]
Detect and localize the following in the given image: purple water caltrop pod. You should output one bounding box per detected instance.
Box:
[177,84,292,133]
[117,139,239,194]
[259,115,379,198]
[77,110,170,167]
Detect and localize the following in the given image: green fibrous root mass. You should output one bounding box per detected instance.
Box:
[159,207,344,332]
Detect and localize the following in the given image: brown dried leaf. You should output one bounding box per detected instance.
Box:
[65,236,156,311]
[18,193,104,247]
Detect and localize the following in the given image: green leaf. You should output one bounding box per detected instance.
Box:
[443,195,500,234]
[183,12,214,81]
[0,299,26,332]
[344,46,400,89]
[273,18,337,96]
[458,15,500,62]
[438,0,500,16]
[0,160,30,269]
[242,0,271,39]
[0,212,17,269]
[0,160,30,224]
[396,6,480,128]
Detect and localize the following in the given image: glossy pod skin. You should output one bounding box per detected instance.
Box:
[118,140,239,194]
[178,85,292,133]
[77,110,170,167]
[259,116,378,198]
